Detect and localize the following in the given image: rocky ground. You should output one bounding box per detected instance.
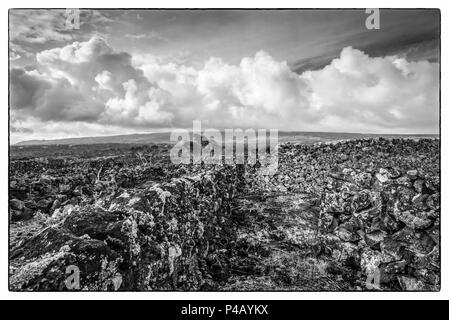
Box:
[9,138,440,291]
[222,193,348,290]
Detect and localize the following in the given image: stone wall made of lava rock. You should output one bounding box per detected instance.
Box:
[9,166,240,291]
[244,138,440,290]
[250,138,439,196]
[319,167,440,291]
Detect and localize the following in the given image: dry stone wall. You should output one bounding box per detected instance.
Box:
[10,166,240,291]
[246,138,440,290]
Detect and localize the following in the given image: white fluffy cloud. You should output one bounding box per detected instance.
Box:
[104,79,173,124]
[301,47,439,132]
[136,47,439,132]
[195,52,315,128]
[10,36,439,142]
[95,70,113,91]
[13,36,174,127]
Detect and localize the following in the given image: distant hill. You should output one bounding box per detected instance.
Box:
[14,132,173,146]
[14,131,439,146]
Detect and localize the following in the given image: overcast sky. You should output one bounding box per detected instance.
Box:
[9,9,440,143]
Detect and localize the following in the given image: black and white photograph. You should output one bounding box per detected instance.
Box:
[7,7,441,294]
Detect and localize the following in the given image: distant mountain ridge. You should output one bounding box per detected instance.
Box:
[14,133,173,146]
[14,131,439,146]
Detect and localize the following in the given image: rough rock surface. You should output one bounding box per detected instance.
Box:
[9,138,440,291]
[10,165,239,291]
[316,141,440,291]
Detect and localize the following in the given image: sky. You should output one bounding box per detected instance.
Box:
[9,9,440,143]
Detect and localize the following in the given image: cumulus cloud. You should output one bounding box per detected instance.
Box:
[103,79,173,124]
[137,47,439,132]
[10,67,104,122]
[95,70,113,91]
[12,36,174,127]
[10,68,52,110]
[10,36,439,142]
[194,52,315,128]
[301,47,439,132]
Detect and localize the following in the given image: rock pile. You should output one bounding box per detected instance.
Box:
[319,166,440,290]
[244,138,440,290]
[252,138,438,194]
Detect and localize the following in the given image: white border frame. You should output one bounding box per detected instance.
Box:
[1,0,446,300]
